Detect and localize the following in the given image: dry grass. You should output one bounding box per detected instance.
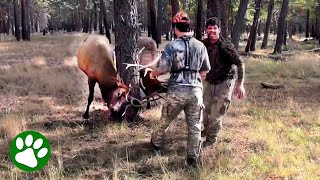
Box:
[0,113,27,141]
[0,33,319,179]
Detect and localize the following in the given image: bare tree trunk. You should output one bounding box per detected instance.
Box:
[6,1,11,35]
[195,0,203,40]
[306,9,310,38]
[147,0,158,45]
[288,19,293,39]
[261,0,274,49]
[231,0,250,50]
[163,0,170,40]
[114,0,140,121]
[230,1,234,35]
[99,7,103,34]
[221,0,229,38]
[283,20,287,46]
[170,0,180,17]
[157,0,165,45]
[316,1,320,44]
[318,1,320,45]
[245,0,262,52]
[9,2,15,35]
[272,11,277,34]
[273,0,289,54]
[30,1,34,33]
[207,0,221,19]
[75,10,81,32]
[311,19,315,38]
[257,19,261,36]
[92,0,98,31]
[21,0,30,40]
[100,0,111,43]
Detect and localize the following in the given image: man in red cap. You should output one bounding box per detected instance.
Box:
[149,11,210,167]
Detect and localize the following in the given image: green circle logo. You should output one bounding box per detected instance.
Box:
[10,130,51,172]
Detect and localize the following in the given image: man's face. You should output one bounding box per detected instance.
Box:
[206,25,220,41]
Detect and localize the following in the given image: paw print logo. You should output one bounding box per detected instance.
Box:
[10,131,51,172]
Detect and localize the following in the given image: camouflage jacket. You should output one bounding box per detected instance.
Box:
[202,38,244,85]
[156,36,210,92]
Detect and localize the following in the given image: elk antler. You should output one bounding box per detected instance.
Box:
[123,49,161,76]
[121,92,165,116]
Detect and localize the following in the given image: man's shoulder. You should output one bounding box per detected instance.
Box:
[189,37,206,48]
[219,38,236,50]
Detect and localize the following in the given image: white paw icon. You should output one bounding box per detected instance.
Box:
[15,134,48,168]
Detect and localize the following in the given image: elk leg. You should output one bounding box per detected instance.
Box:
[83,79,96,119]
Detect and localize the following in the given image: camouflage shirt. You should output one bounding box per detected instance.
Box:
[156,36,210,92]
[202,38,244,85]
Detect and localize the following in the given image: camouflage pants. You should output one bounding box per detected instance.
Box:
[151,88,203,159]
[202,79,235,145]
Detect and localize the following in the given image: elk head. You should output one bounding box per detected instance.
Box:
[108,75,130,112]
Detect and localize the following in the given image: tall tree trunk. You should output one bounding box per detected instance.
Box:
[316,2,320,43]
[163,0,170,40]
[170,0,179,40]
[283,20,287,46]
[30,1,34,33]
[272,11,277,34]
[146,0,151,37]
[100,0,111,43]
[231,0,250,50]
[221,0,229,38]
[311,19,315,38]
[99,7,103,34]
[170,0,180,17]
[147,0,158,45]
[21,0,30,41]
[261,0,274,49]
[318,1,320,44]
[306,9,310,38]
[245,0,262,52]
[288,19,293,39]
[230,1,234,35]
[92,0,98,31]
[6,2,11,35]
[273,0,289,54]
[9,2,15,35]
[207,0,221,19]
[157,0,165,45]
[114,0,140,121]
[257,19,261,36]
[75,10,81,32]
[195,0,203,40]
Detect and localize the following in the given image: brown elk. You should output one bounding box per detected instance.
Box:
[136,37,167,109]
[77,35,129,119]
[77,35,167,119]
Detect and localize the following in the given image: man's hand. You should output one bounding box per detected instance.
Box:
[234,82,245,99]
[200,71,209,81]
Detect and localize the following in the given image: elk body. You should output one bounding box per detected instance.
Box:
[77,35,129,118]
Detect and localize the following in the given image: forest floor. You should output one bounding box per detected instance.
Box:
[0,32,320,180]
